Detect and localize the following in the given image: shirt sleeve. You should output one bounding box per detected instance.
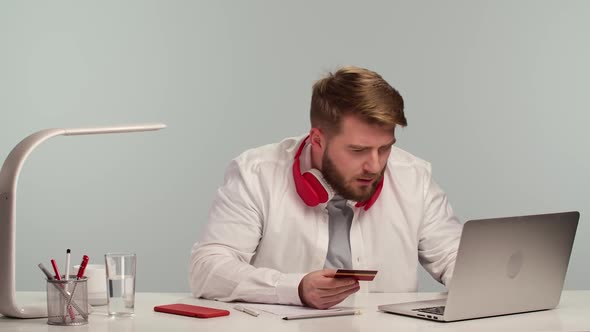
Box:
[189,159,305,305]
[417,163,463,286]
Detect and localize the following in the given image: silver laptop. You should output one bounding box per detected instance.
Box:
[378,211,579,322]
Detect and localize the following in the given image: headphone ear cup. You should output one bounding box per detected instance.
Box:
[292,135,331,207]
[294,170,321,206]
[293,155,321,206]
[302,171,330,203]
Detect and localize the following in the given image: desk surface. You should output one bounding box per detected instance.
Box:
[1,291,589,331]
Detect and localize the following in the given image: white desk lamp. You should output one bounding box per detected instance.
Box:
[0,123,166,318]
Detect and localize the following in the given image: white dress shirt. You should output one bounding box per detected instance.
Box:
[189,135,462,305]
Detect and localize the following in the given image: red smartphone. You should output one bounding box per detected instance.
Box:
[154,303,230,318]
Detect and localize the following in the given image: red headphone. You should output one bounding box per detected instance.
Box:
[292,136,383,211]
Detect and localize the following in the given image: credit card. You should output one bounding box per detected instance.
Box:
[333,269,378,281]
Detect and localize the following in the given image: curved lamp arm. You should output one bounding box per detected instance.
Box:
[0,123,166,318]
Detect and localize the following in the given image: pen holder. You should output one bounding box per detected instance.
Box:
[46,277,89,326]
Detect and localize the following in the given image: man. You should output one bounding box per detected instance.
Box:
[189,66,462,309]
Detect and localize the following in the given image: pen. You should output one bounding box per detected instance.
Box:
[76,255,89,279]
[282,309,361,320]
[234,305,260,317]
[64,252,75,321]
[50,259,62,280]
[38,263,55,280]
[51,258,74,321]
[64,249,71,281]
[64,255,90,321]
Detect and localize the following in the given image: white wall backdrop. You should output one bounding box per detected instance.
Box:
[1,1,588,293]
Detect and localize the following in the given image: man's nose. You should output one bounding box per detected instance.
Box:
[363,150,381,174]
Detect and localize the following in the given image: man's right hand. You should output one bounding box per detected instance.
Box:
[298,269,360,309]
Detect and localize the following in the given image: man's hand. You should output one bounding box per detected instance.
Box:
[298,269,360,309]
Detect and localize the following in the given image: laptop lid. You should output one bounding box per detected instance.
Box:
[379,211,579,322]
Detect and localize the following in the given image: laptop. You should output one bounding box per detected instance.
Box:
[378,211,579,322]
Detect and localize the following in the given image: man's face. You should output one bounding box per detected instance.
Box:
[320,115,396,201]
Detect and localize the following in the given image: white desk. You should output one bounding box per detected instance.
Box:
[1,291,589,331]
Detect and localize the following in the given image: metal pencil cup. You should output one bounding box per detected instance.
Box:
[46,277,89,326]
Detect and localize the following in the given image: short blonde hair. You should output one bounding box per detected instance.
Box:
[310,66,407,135]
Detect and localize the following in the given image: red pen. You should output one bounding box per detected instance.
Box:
[51,258,75,321]
[76,255,90,279]
[62,255,89,322]
[50,259,62,280]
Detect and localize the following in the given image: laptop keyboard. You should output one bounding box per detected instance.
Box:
[412,306,445,315]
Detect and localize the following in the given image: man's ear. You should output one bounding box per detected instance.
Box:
[309,127,325,149]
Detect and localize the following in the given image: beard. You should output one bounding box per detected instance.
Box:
[321,149,384,202]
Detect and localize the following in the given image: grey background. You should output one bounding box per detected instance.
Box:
[1,1,588,293]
